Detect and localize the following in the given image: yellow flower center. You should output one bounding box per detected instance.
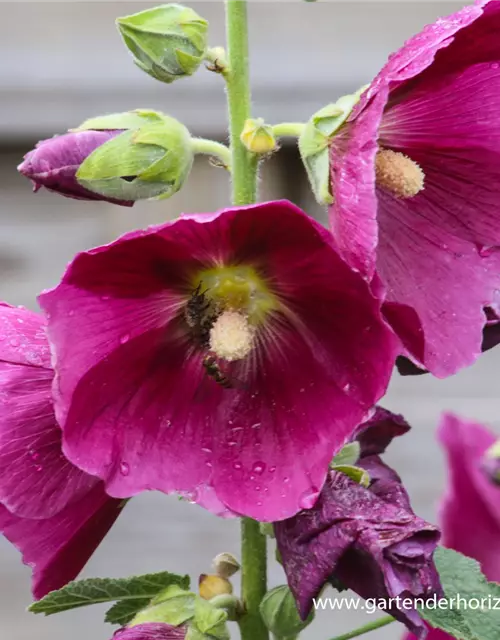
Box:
[375,148,425,198]
[189,265,279,361]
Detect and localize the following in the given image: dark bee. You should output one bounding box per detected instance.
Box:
[185,283,218,348]
[202,352,234,388]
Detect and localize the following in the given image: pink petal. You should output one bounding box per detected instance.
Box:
[113,623,186,640]
[39,201,398,521]
[0,304,95,518]
[0,483,124,599]
[438,413,500,582]
[377,191,500,376]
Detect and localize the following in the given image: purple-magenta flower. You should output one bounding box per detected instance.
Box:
[0,303,124,599]
[404,413,500,640]
[113,623,186,640]
[329,0,500,378]
[18,130,132,205]
[38,200,399,522]
[275,408,441,638]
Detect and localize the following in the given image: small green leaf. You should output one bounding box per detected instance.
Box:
[331,442,360,468]
[419,547,500,640]
[331,464,370,487]
[29,572,190,617]
[105,599,148,626]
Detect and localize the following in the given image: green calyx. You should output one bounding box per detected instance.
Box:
[130,585,230,640]
[116,4,209,84]
[76,113,194,201]
[330,441,370,487]
[259,585,314,638]
[298,85,368,205]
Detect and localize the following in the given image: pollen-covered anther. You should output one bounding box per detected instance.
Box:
[209,310,255,362]
[375,148,425,198]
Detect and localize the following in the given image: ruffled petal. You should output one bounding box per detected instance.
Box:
[0,305,96,518]
[438,413,500,582]
[0,483,125,599]
[40,201,398,521]
[376,190,500,376]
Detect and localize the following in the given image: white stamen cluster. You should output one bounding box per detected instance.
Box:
[209,310,254,361]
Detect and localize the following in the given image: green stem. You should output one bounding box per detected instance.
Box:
[271,123,306,139]
[191,138,232,170]
[224,0,258,205]
[328,615,395,640]
[239,518,269,640]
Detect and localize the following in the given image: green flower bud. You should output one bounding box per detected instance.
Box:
[76,114,194,201]
[116,4,208,84]
[240,118,277,154]
[130,585,196,628]
[260,585,314,638]
[299,86,368,205]
[212,553,240,579]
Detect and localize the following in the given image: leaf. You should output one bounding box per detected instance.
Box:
[419,547,500,640]
[104,598,149,626]
[29,571,190,617]
[331,442,360,468]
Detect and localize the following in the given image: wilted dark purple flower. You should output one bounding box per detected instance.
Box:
[113,623,186,640]
[275,408,441,639]
[18,130,132,205]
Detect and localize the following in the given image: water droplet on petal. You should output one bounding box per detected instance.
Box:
[269,466,276,474]
[101,295,110,301]
[491,62,499,70]
[16,318,24,324]
[35,465,43,472]
[29,450,40,461]
[299,487,321,510]
[201,447,212,454]
[233,462,242,470]
[120,334,130,345]
[283,476,290,484]
[342,383,351,392]
[251,422,261,430]
[120,461,130,476]
[68,310,75,317]
[10,338,19,347]
[252,462,265,475]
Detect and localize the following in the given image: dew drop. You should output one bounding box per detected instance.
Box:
[251,422,261,430]
[35,465,43,472]
[255,485,261,492]
[299,387,305,393]
[252,462,266,475]
[16,318,24,324]
[228,441,237,447]
[120,334,130,345]
[201,447,212,454]
[9,338,19,347]
[342,383,351,392]
[233,462,242,470]
[101,295,110,301]
[269,466,276,474]
[163,419,172,428]
[68,310,75,317]
[491,62,499,70]
[299,487,321,510]
[120,461,130,476]
[29,450,40,461]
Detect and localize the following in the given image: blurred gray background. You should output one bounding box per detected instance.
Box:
[1,1,498,639]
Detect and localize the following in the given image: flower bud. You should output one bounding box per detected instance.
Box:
[116,4,208,84]
[18,130,132,206]
[198,574,233,600]
[240,119,277,154]
[299,86,367,205]
[259,585,314,637]
[212,553,240,579]
[75,114,194,202]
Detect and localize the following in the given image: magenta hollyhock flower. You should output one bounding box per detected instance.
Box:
[404,413,500,640]
[113,623,186,640]
[275,408,442,639]
[18,130,133,205]
[38,200,399,522]
[329,0,500,378]
[0,303,124,598]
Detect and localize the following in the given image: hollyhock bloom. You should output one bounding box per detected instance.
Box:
[329,0,500,377]
[404,413,500,640]
[113,623,186,640]
[39,200,399,522]
[275,408,441,638]
[0,303,124,598]
[18,130,132,205]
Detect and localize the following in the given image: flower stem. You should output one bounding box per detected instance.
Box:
[191,138,232,170]
[224,0,258,205]
[271,123,306,139]
[239,517,269,640]
[328,616,395,640]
